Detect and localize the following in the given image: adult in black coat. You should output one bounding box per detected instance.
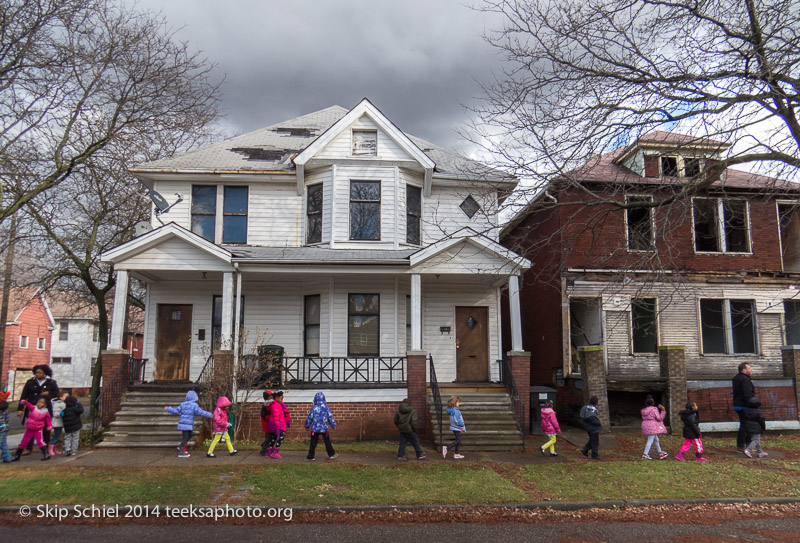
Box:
[732,362,755,450]
[17,365,59,451]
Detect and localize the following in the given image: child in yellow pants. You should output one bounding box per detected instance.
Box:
[207,396,238,458]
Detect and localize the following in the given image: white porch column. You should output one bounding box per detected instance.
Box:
[109,270,129,350]
[411,273,422,351]
[509,274,523,352]
[221,272,234,347]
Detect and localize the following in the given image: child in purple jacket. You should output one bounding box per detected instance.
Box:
[641,395,669,460]
[540,400,561,457]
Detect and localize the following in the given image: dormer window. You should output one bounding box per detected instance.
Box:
[352,130,377,157]
[645,154,704,178]
[685,158,701,178]
[661,156,679,177]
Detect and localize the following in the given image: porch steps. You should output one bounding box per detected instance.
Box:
[427,390,524,451]
[96,388,207,449]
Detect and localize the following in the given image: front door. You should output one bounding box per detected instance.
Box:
[455,306,489,381]
[156,304,192,381]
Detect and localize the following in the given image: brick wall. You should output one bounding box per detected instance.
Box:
[237,400,401,442]
[689,386,798,423]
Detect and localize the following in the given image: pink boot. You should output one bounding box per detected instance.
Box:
[675,451,685,461]
[47,445,56,457]
[272,449,283,459]
[695,453,708,462]
[265,448,275,458]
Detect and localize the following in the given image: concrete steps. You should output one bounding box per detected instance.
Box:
[428,391,524,451]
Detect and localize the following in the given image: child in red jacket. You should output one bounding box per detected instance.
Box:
[14,397,52,461]
[265,391,290,459]
[540,400,562,457]
[260,390,273,456]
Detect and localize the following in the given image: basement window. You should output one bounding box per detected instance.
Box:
[699,299,757,354]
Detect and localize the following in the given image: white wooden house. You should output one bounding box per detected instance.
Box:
[100,99,530,440]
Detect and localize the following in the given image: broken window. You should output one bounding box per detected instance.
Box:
[661,156,679,177]
[684,158,701,178]
[350,181,381,240]
[352,130,377,156]
[626,196,654,251]
[699,299,757,354]
[569,298,602,373]
[631,298,658,353]
[785,300,800,345]
[306,183,323,244]
[778,204,800,272]
[693,198,750,253]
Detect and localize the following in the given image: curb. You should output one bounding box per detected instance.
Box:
[2,497,799,515]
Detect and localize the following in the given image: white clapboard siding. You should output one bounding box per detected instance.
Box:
[315,115,413,161]
[332,165,397,244]
[424,186,499,243]
[238,279,303,357]
[49,319,97,388]
[305,168,332,246]
[414,241,519,275]
[568,281,788,380]
[152,180,191,229]
[119,237,231,272]
[247,182,303,246]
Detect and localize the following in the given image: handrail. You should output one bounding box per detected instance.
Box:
[90,356,147,447]
[499,357,526,450]
[428,354,443,448]
[195,353,215,387]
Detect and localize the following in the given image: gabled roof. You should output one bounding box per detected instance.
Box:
[100,222,232,264]
[130,100,510,185]
[5,287,56,328]
[410,228,530,270]
[612,130,731,165]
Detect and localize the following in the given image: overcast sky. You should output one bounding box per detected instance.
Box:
[130,0,504,154]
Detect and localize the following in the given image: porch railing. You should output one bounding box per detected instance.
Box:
[90,356,147,447]
[499,357,526,449]
[282,356,406,385]
[429,354,443,447]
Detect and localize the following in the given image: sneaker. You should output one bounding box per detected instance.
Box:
[442,445,447,458]
[758,452,769,458]
[178,452,191,458]
[64,451,73,457]
[417,453,427,460]
[453,454,465,459]
[328,453,339,460]
[230,450,238,456]
[659,451,669,459]
[641,454,652,460]
[397,456,408,461]
[305,457,315,461]
[550,452,558,457]
[743,449,752,458]
[206,453,215,458]
[540,447,546,456]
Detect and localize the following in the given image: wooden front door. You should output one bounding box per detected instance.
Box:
[156,304,192,381]
[455,306,489,381]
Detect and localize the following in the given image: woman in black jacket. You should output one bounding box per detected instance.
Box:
[676,402,707,462]
[17,365,59,451]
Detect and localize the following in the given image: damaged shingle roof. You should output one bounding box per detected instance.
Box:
[132,104,508,181]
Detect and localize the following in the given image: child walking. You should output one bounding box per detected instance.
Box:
[207,396,238,458]
[61,395,84,456]
[165,390,212,458]
[48,391,68,456]
[260,390,274,456]
[442,396,465,459]
[265,391,290,459]
[743,396,768,458]
[540,400,561,457]
[676,401,707,462]
[13,397,52,461]
[304,392,338,461]
[0,391,11,463]
[394,398,426,460]
[641,395,669,460]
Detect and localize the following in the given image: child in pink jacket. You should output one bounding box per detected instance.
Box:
[13,398,52,461]
[540,400,562,457]
[265,391,291,459]
[641,395,669,459]
[206,396,238,458]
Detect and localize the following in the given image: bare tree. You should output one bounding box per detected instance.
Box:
[0,0,221,223]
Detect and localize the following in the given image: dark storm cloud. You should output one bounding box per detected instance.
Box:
[131,0,501,152]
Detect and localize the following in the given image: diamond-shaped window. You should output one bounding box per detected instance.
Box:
[460,195,481,219]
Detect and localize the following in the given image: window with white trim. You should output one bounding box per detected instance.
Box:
[631,298,658,353]
[306,184,323,244]
[693,198,750,253]
[37,337,46,350]
[699,299,757,354]
[19,335,28,348]
[406,185,422,245]
[348,294,380,356]
[350,181,381,240]
[191,185,216,242]
[52,357,72,364]
[59,321,69,341]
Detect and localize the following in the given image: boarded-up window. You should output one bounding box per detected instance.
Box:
[626,196,654,251]
[644,155,659,177]
[631,298,658,353]
[352,130,377,156]
[700,299,757,354]
[785,300,800,344]
[306,184,323,244]
[779,204,800,272]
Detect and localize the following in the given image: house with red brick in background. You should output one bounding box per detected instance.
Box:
[2,287,55,399]
[501,131,800,435]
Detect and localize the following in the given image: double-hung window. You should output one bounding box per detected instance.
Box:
[699,299,757,354]
[350,181,381,240]
[304,295,321,356]
[626,196,654,251]
[631,298,658,353]
[306,184,323,244]
[19,335,28,348]
[59,321,69,341]
[406,185,422,245]
[348,294,380,356]
[191,185,217,242]
[223,186,248,243]
[211,295,245,350]
[693,198,750,253]
[37,337,46,350]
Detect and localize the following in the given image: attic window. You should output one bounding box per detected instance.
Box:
[685,158,701,178]
[352,130,377,156]
[460,195,481,219]
[661,156,679,177]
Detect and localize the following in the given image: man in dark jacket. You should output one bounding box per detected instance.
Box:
[580,395,603,460]
[732,362,755,450]
[393,399,426,460]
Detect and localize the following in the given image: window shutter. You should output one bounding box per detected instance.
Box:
[644,155,659,177]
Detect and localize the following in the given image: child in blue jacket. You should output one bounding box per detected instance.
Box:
[165,390,212,457]
[304,392,338,461]
[443,395,466,459]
